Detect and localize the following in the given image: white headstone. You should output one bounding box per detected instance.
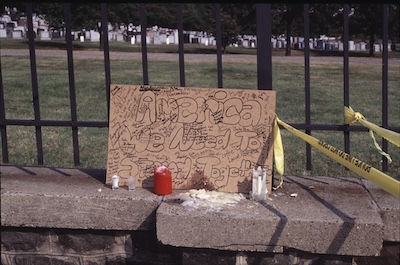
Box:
[309,40,314,49]
[271,39,276,49]
[12,30,22,39]
[116,33,124,42]
[40,30,50,40]
[349,41,355,51]
[1,15,11,23]
[153,35,161,45]
[14,25,25,35]
[0,28,6,38]
[90,30,100,42]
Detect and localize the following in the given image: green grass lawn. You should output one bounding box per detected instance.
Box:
[1,40,399,179]
[2,38,400,58]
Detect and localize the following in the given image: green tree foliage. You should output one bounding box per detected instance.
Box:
[388,4,399,49]
[220,11,240,52]
[182,4,213,31]
[146,3,176,29]
[108,3,140,27]
[35,3,64,29]
[350,4,384,56]
[70,4,101,30]
[273,4,303,56]
[207,4,241,53]
[348,4,399,56]
[1,3,398,56]
[219,3,256,35]
[309,4,343,38]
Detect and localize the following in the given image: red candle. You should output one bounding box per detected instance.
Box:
[153,166,172,195]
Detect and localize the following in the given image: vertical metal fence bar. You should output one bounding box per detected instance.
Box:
[101,3,111,119]
[343,4,350,157]
[215,4,223,88]
[304,4,312,170]
[64,3,80,166]
[0,57,9,163]
[140,4,149,85]
[26,3,44,165]
[177,3,185,87]
[382,4,389,171]
[256,4,272,90]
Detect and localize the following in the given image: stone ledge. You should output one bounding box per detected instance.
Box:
[1,166,399,258]
[0,166,159,231]
[157,175,398,256]
[361,179,400,242]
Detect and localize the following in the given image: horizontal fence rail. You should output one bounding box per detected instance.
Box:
[0,3,398,175]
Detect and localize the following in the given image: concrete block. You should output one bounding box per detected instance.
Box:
[157,176,384,256]
[1,166,159,231]
[362,179,400,242]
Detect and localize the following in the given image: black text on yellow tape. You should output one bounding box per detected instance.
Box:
[274,117,400,198]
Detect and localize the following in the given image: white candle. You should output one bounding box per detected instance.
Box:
[257,166,263,196]
[111,175,120,190]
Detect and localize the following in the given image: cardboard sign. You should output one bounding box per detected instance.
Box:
[106,84,276,193]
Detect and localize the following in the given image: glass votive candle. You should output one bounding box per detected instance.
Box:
[128,176,136,191]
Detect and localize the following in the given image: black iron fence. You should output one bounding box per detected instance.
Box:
[0,3,398,172]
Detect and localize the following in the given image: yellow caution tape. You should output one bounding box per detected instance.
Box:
[274,116,400,198]
[273,117,284,190]
[344,106,400,163]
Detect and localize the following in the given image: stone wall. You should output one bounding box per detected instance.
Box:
[1,166,399,265]
[1,227,179,265]
[1,227,399,265]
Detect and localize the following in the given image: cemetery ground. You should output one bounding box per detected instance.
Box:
[1,44,399,181]
[2,38,400,58]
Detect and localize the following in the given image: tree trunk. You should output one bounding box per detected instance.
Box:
[285,19,292,56]
[98,24,103,52]
[369,33,374,57]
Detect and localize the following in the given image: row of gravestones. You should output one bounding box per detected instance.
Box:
[0,11,393,52]
[1,26,392,53]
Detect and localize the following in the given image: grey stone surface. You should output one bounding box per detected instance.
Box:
[361,179,400,242]
[2,165,398,259]
[1,227,178,265]
[1,166,159,230]
[157,176,385,256]
[1,230,47,251]
[13,256,79,265]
